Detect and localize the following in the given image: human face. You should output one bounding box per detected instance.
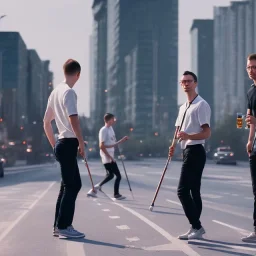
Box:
[247,59,256,81]
[107,117,116,126]
[180,75,197,93]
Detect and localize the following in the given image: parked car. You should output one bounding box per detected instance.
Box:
[213,146,237,165]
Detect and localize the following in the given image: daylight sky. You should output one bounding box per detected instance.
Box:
[0,0,242,116]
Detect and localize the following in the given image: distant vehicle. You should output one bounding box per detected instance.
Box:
[0,155,5,178]
[213,146,237,165]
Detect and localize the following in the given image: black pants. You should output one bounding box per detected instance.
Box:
[249,154,256,229]
[100,162,121,196]
[177,144,206,230]
[53,138,82,229]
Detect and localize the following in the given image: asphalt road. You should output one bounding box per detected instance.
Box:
[0,158,256,256]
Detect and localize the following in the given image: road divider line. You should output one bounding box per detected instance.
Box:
[212,220,249,235]
[166,198,251,219]
[0,182,56,242]
[116,225,130,230]
[115,202,200,256]
[109,216,120,219]
[126,237,140,242]
[102,209,110,212]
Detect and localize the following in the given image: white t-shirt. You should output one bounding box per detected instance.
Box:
[175,95,211,150]
[44,82,78,139]
[99,126,116,164]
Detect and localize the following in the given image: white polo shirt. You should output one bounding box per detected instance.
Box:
[44,82,78,139]
[175,95,211,150]
[99,126,116,164]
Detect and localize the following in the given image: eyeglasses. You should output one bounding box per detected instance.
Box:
[180,80,195,85]
[246,66,256,71]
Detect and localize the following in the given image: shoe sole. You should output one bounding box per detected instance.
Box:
[178,236,189,240]
[59,234,85,239]
[113,196,126,200]
[242,238,256,243]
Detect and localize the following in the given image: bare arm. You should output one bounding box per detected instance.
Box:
[69,115,84,145]
[104,136,128,148]
[43,106,55,148]
[188,124,211,140]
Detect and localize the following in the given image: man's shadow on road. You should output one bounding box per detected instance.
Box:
[61,237,142,251]
[189,238,256,256]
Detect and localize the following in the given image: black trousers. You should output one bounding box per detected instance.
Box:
[53,138,82,229]
[177,144,206,230]
[100,162,121,196]
[249,154,256,229]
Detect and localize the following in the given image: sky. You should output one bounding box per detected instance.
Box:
[0,0,242,116]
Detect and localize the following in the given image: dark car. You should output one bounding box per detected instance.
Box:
[213,146,237,165]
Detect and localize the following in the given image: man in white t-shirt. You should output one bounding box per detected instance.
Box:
[92,113,128,200]
[169,71,211,240]
[43,59,85,239]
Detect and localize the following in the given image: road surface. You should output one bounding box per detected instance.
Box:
[0,158,256,256]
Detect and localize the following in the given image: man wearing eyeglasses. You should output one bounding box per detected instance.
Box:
[242,54,256,242]
[169,71,211,240]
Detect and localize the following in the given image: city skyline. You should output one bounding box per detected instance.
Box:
[0,0,243,116]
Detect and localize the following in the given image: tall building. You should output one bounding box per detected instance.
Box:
[91,0,108,129]
[213,1,252,126]
[190,19,214,125]
[91,0,178,137]
[0,32,28,138]
[123,0,178,137]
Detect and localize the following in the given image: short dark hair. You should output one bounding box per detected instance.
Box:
[183,71,197,82]
[248,54,256,61]
[63,59,81,75]
[104,113,115,122]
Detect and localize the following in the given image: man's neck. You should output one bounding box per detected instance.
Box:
[253,80,256,86]
[105,123,111,128]
[64,79,75,88]
[186,91,198,103]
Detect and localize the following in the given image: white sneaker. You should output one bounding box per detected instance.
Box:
[87,188,97,197]
[94,184,102,191]
[59,226,85,239]
[178,227,194,240]
[242,232,256,243]
[188,227,205,240]
[53,227,59,237]
[114,194,126,200]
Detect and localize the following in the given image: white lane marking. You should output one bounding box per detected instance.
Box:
[126,237,140,242]
[166,200,182,207]
[245,197,254,200]
[115,203,201,256]
[102,209,110,212]
[231,194,238,197]
[116,225,130,230]
[212,220,249,235]
[0,182,55,242]
[202,194,222,199]
[109,216,120,219]
[127,173,144,177]
[97,203,102,206]
[162,185,177,190]
[67,241,85,256]
[167,199,251,219]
